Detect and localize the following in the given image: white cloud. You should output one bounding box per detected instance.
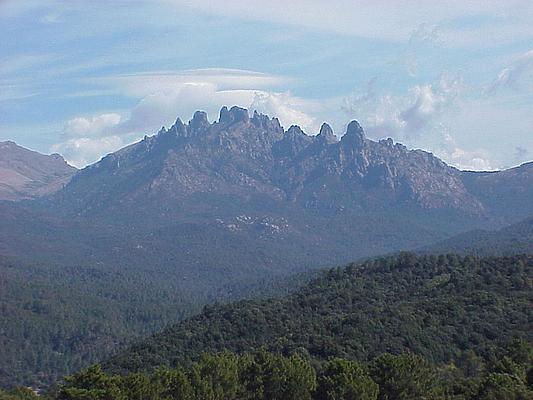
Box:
[51,68,318,167]
[10,0,532,48]
[444,95,533,169]
[90,68,316,135]
[486,50,533,94]
[113,84,319,138]
[50,135,125,168]
[63,113,121,138]
[250,92,319,133]
[3,0,533,52]
[163,0,533,47]
[90,69,291,98]
[437,132,494,171]
[400,76,463,138]
[343,74,463,142]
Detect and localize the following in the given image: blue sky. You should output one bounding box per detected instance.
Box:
[1,1,532,169]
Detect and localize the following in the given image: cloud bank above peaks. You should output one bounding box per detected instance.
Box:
[342,74,463,142]
[53,68,319,167]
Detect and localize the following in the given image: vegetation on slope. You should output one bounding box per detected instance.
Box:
[4,345,533,400]
[106,253,533,375]
[0,258,310,389]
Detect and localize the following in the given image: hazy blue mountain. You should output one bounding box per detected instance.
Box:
[422,216,533,256]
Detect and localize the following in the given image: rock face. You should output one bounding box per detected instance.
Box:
[0,141,76,201]
[58,106,484,216]
[2,106,532,282]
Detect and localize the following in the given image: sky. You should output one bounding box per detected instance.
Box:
[1,1,532,169]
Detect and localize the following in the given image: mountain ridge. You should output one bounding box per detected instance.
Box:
[52,106,485,216]
[3,106,533,277]
[0,141,76,201]
[421,215,533,256]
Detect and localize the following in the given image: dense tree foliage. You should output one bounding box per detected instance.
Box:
[2,253,531,393]
[6,346,533,400]
[106,254,532,376]
[0,257,311,389]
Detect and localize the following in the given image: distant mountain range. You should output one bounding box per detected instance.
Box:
[2,106,533,293]
[1,106,532,388]
[0,141,76,201]
[2,107,530,252]
[44,106,533,223]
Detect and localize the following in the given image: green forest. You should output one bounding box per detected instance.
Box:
[106,253,532,374]
[2,253,531,399]
[0,257,310,388]
[2,346,532,400]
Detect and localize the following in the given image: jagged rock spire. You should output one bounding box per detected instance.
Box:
[218,106,249,125]
[219,106,231,123]
[189,111,209,131]
[317,123,337,144]
[342,120,365,147]
[287,125,305,136]
[167,117,188,137]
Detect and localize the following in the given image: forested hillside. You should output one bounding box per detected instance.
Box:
[0,258,311,388]
[106,253,532,375]
[3,345,532,399]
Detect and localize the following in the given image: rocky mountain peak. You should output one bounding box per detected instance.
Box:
[56,107,513,216]
[0,141,76,201]
[287,125,305,137]
[218,106,250,125]
[342,120,365,147]
[316,123,337,144]
[189,110,210,132]
[251,110,283,132]
[169,117,188,137]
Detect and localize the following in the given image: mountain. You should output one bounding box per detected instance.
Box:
[3,107,531,262]
[422,216,533,256]
[1,106,533,389]
[462,162,533,223]
[47,106,533,224]
[0,141,76,201]
[50,107,487,217]
[17,106,530,272]
[105,253,533,374]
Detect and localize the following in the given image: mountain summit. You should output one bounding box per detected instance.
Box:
[2,106,533,296]
[0,141,76,201]
[56,106,485,216]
